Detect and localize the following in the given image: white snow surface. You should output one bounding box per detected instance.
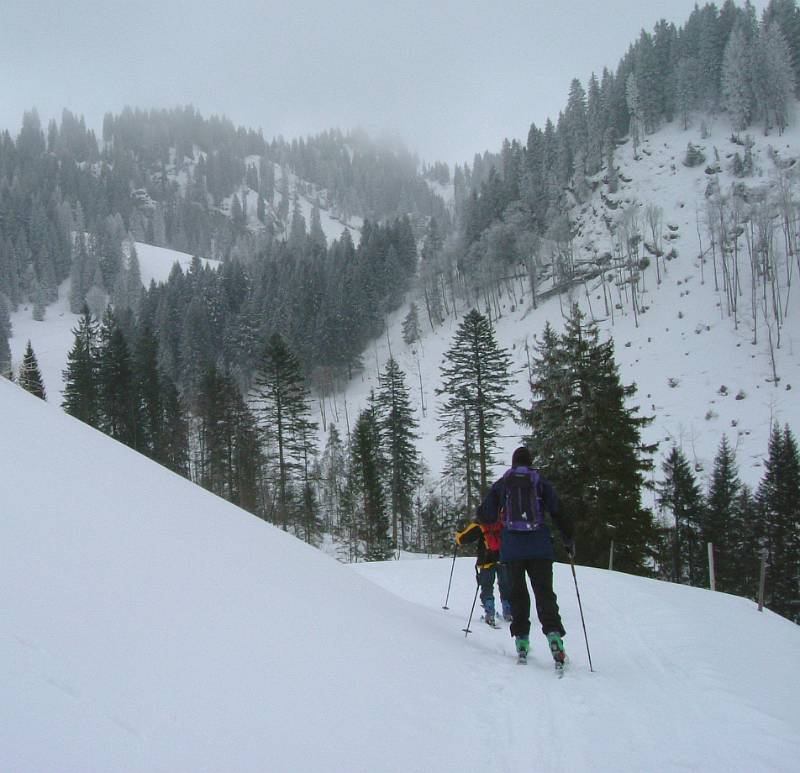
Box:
[2,378,799,771]
[132,242,221,285]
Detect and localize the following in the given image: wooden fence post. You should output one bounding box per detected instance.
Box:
[707,542,716,592]
[758,550,768,612]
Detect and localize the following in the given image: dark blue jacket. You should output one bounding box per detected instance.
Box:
[477,469,573,562]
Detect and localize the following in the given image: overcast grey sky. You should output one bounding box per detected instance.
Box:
[0,1,770,166]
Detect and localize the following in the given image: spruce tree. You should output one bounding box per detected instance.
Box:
[253,332,318,532]
[402,303,421,346]
[757,424,800,620]
[160,376,190,477]
[97,309,137,445]
[196,364,260,511]
[345,398,391,561]
[18,340,46,400]
[657,446,704,585]
[522,305,656,574]
[722,21,755,132]
[437,309,517,513]
[732,484,760,599]
[62,306,100,426]
[377,357,421,550]
[702,435,742,593]
[195,364,229,496]
[320,424,347,538]
[0,292,12,377]
[133,323,163,458]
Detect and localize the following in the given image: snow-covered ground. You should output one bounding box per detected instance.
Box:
[2,378,798,771]
[133,242,221,285]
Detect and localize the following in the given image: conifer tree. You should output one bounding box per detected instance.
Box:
[586,73,605,175]
[722,20,755,132]
[757,424,800,620]
[657,445,704,585]
[195,364,260,512]
[62,306,100,426]
[402,303,421,346]
[320,424,347,538]
[97,309,137,445]
[675,57,700,129]
[755,19,796,134]
[701,435,742,593]
[160,377,190,477]
[626,74,644,157]
[732,483,760,599]
[0,292,12,377]
[522,305,656,573]
[18,340,46,400]
[437,309,517,512]
[253,332,318,531]
[377,357,421,550]
[133,323,163,457]
[345,398,391,561]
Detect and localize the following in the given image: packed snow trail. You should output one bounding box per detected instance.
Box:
[353,556,800,772]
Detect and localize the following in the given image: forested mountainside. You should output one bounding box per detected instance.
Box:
[443,0,800,296]
[0,105,447,316]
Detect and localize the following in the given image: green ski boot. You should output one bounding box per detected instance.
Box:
[515,636,530,665]
[547,632,567,677]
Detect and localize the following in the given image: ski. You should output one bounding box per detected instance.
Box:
[516,651,528,665]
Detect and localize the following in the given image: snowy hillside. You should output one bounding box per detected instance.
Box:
[2,377,799,771]
[6,109,800,491]
[329,112,800,490]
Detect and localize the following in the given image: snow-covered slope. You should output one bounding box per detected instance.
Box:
[133,242,221,284]
[0,378,475,772]
[330,112,800,490]
[2,378,799,771]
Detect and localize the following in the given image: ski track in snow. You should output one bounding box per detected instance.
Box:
[353,557,800,772]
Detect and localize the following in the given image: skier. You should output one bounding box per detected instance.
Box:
[454,519,512,627]
[477,446,574,669]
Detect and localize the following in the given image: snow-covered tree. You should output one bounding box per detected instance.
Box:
[722,21,755,132]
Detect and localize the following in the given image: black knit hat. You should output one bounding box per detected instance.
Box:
[511,446,533,467]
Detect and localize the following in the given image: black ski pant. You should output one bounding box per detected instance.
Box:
[506,558,565,639]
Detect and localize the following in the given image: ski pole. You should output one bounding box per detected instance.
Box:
[462,578,480,637]
[570,556,594,672]
[442,543,458,610]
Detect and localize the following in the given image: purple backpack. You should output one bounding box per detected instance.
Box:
[502,466,544,532]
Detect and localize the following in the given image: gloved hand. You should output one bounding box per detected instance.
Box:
[563,538,575,559]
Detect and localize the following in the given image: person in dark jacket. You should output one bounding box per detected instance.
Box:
[454,520,512,626]
[477,446,575,664]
